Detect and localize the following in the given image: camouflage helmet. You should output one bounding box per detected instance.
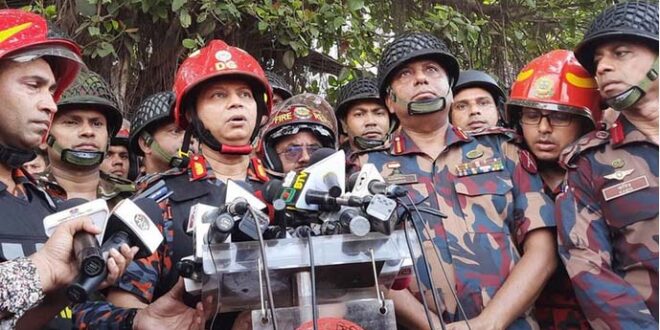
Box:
[575,1,659,74]
[58,69,123,136]
[265,71,293,100]
[334,77,397,133]
[377,32,460,100]
[129,91,175,155]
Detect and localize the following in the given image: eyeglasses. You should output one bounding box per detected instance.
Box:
[520,109,573,127]
[277,144,322,161]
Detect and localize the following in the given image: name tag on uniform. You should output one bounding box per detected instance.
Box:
[602,175,650,201]
[456,157,504,177]
[386,174,418,185]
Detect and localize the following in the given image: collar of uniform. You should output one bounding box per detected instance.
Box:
[611,116,655,148]
[0,168,31,192]
[34,166,68,200]
[99,171,136,199]
[390,126,472,156]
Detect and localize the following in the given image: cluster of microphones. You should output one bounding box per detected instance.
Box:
[177,149,413,294]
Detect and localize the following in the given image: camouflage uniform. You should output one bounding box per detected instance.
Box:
[72,156,269,328]
[534,182,590,330]
[357,126,555,328]
[557,117,658,329]
[34,167,135,208]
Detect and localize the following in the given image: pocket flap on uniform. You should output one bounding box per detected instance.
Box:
[454,172,513,197]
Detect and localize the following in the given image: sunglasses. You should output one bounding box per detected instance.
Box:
[277,144,322,161]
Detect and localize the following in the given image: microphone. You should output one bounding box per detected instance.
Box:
[67,198,164,302]
[337,207,370,237]
[223,197,249,216]
[204,209,235,244]
[367,181,407,198]
[43,198,109,277]
[309,148,342,197]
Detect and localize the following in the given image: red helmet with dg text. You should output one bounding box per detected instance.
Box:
[172,40,272,154]
[506,50,602,129]
[0,9,83,101]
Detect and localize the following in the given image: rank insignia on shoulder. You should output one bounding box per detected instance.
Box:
[456,157,504,177]
[189,155,208,181]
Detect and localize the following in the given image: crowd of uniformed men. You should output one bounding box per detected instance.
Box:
[0,1,657,329]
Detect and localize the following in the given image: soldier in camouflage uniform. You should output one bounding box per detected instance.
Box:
[73,40,272,329]
[507,49,602,329]
[556,1,659,328]
[128,91,187,182]
[334,77,393,156]
[356,32,557,329]
[36,69,134,208]
[450,69,507,131]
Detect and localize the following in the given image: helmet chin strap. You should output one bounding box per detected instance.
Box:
[606,57,659,111]
[0,144,36,169]
[353,136,385,150]
[388,86,452,116]
[191,116,253,156]
[46,135,104,167]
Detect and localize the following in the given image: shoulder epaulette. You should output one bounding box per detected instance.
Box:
[559,129,610,169]
[469,126,517,140]
[136,167,187,190]
[249,157,270,183]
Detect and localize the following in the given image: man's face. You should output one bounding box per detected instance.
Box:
[594,40,658,103]
[143,121,186,164]
[274,131,322,173]
[385,59,452,125]
[101,145,129,178]
[450,87,499,131]
[0,58,57,150]
[24,154,47,174]
[272,92,285,107]
[520,107,583,162]
[48,108,108,163]
[342,100,390,144]
[195,79,257,146]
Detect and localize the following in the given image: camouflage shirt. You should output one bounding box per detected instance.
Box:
[35,168,135,208]
[557,116,658,329]
[357,126,555,328]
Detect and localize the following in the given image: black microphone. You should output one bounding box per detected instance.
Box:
[223,197,249,216]
[346,172,360,192]
[304,189,364,209]
[67,198,165,302]
[367,180,407,197]
[204,209,235,244]
[263,179,285,203]
[308,148,342,197]
[56,198,105,278]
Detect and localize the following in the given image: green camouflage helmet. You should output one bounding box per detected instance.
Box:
[58,69,123,136]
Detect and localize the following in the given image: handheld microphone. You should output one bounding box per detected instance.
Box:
[67,198,164,302]
[205,209,235,244]
[44,198,109,277]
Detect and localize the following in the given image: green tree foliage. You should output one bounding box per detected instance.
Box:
[14,0,613,117]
